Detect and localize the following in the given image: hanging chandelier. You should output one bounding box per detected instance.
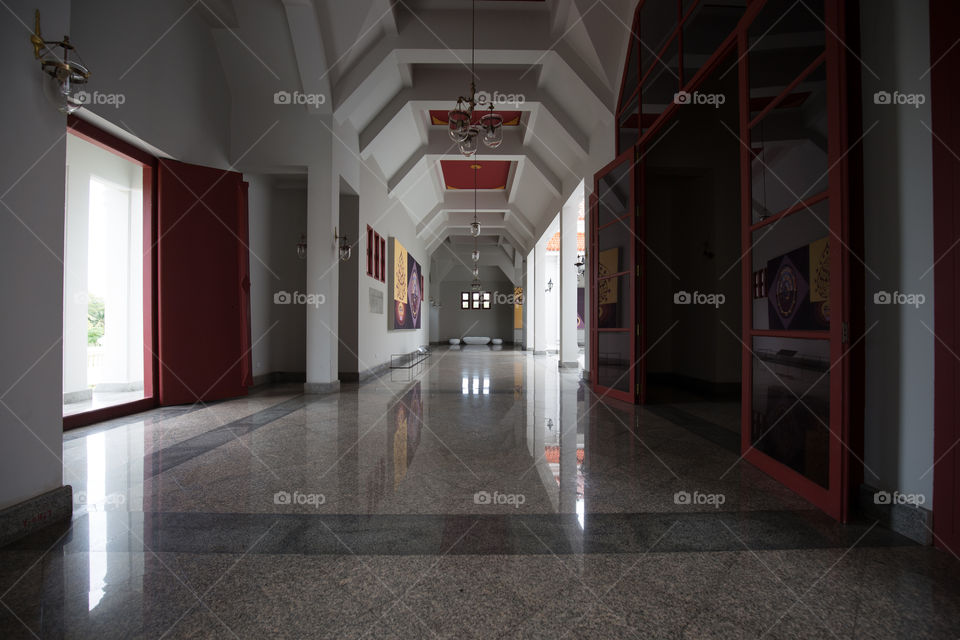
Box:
[448,0,503,157]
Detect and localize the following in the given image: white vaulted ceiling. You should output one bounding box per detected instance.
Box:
[206,0,637,266]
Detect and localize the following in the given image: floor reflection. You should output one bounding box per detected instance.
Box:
[3,347,954,639]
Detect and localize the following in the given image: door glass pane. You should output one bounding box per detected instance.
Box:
[751,200,830,331]
[596,275,630,329]
[682,1,746,80]
[750,63,828,219]
[618,90,641,153]
[748,0,825,98]
[598,331,632,392]
[597,160,631,227]
[598,221,633,270]
[751,336,830,488]
[641,0,679,78]
[622,35,640,104]
[642,36,680,125]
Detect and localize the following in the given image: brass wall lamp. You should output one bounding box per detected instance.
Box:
[31,10,91,114]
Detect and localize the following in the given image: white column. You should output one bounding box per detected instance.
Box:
[559,194,579,368]
[305,131,339,392]
[525,250,535,351]
[533,235,548,355]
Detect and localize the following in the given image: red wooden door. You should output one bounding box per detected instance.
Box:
[931,0,960,554]
[157,159,251,405]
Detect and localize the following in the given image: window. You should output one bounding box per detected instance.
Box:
[366,226,374,276]
[380,237,386,282]
[461,291,492,309]
[367,227,387,283]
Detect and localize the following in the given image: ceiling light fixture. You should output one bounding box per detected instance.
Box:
[333,227,352,262]
[448,0,503,156]
[296,233,307,260]
[30,10,90,114]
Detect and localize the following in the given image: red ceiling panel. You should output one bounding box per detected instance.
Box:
[441,160,512,190]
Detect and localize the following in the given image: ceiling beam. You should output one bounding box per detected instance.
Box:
[281,0,333,114]
[331,9,613,123]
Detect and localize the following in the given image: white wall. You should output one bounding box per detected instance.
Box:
[355,162,430,372]
[247,176,307,378]
[437,269,516,341]
[70,0,231,168]
[0,0,71,510]
[861,0,935,500]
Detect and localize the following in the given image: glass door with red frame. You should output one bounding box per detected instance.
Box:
[591,149,640,404]
[739,0,857,521]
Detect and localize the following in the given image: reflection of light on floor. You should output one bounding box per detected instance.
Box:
[462,375,490,395]
[87,433,107,611]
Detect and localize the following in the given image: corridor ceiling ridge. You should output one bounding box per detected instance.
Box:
[208,0,634,256]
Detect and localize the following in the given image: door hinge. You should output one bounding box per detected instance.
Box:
[636,383,639,396]
[842,321,849,344]
[636,265,640,277]
[636,323,640,337]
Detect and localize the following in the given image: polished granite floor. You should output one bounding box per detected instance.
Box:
[2,346,958,638]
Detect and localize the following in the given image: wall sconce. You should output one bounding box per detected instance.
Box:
[296,234,307,260]
[30,10,90,114]
[545,278,553,292]
[333,227,352,262]
[574,253,585,276]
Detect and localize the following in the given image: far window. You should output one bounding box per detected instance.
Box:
[461,291,491,309]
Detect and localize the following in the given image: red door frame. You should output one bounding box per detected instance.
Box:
[736,0,859,522]
[591,147,639,404]
[931,0,960,555]
[63,117,159,431]
[608,0,862,521]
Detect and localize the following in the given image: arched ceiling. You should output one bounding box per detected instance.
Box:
[205,0,637,267]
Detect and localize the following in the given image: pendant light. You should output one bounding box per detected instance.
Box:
[470,161,481,291]
[447,0,504,157]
